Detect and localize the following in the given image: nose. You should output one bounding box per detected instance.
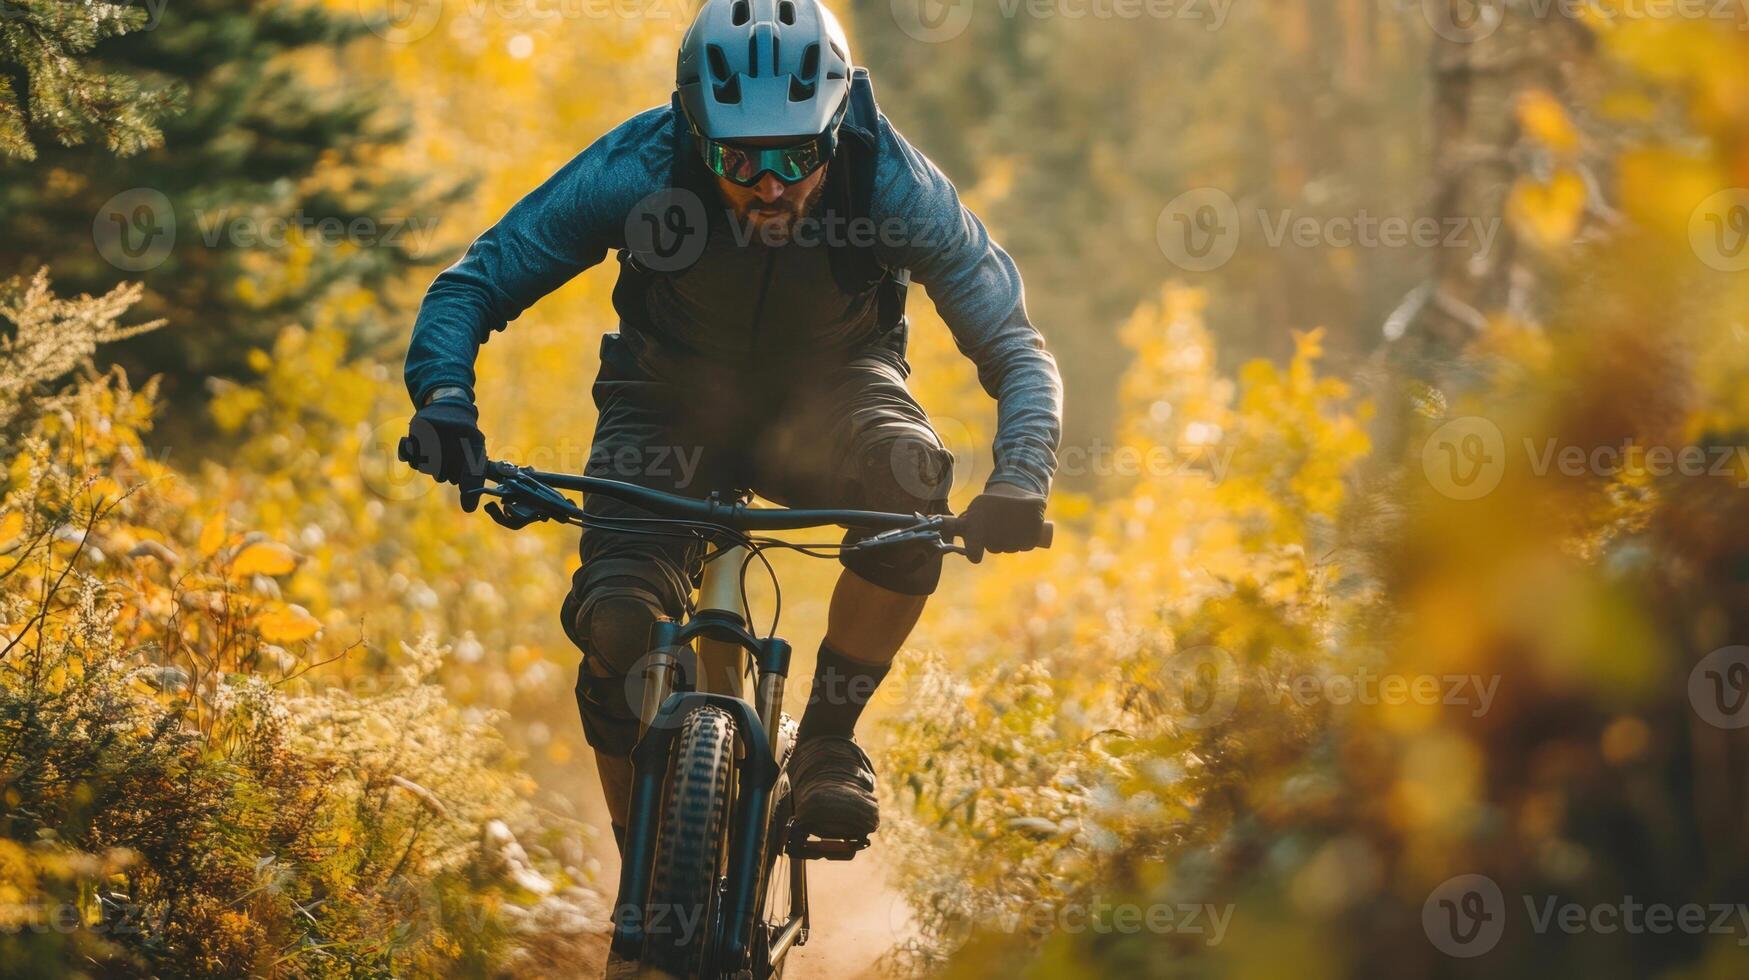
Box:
[752,174,786,203]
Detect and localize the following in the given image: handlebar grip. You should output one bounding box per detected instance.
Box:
[1038,521,1054,549]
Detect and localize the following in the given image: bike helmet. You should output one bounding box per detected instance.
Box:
[676,0,854,143]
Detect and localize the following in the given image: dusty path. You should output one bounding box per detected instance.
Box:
[785,840,909,980]
[577,832,911,979]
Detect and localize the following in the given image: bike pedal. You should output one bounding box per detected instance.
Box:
[786,835,870,861]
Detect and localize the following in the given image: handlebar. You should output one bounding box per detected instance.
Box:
[466,458,1052,551]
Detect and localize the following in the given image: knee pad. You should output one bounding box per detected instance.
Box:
[841,535,946,595]
[565,578,664,756]
[840,433,952,595]
[586,594,662,676]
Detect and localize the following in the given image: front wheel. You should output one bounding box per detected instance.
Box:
[754,716,802,978]
[644,706,737,977]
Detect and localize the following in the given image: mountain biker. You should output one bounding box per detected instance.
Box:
[402,0,1061,850]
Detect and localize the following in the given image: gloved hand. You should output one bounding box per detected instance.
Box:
[398,396,487,511]
[957,482,1047,563]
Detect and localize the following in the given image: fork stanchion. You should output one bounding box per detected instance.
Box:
[755,637,792,758]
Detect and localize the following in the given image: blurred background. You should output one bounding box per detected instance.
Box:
[3,0,1749,976]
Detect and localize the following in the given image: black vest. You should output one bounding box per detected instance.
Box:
[611,69,911,362]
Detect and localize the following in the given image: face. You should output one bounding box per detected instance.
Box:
[712,137,829,245]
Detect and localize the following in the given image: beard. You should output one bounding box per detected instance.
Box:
[735,177,828,246]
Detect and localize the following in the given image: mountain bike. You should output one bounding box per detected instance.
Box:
[461,457,1051,978]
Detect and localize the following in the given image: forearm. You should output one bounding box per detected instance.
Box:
[983,340,1062,496]
[404,270,500,406]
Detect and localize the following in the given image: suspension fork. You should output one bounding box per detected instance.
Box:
[697,545,789,751]
[613,544,796,967]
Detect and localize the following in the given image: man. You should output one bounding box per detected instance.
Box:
[402,0,1061,847]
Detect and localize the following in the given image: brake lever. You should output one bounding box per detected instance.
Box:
[935,539,970,558]
[844,517,951,555]
[483,500,540,530]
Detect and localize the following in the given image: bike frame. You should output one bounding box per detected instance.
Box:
[454,459,1051,975]
[610,546,801,972]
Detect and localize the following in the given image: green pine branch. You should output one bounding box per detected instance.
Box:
[0,0,184,159]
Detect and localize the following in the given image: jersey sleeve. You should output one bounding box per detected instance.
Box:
[403,106,671,406]
[869,117,1064,497]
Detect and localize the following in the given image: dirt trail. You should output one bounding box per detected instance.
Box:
[785,839,909,979]
[577,836,911,979]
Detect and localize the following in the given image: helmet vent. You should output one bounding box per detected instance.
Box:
[730,0,750,25]
[778,0,796,24]
[747,36,760,76]
[799,42,819,81]
[713,76,742,105]
[706,44,732,82]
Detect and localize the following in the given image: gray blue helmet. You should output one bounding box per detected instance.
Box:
[676,0,854,142]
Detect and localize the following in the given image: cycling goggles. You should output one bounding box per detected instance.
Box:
[698,134,829,186]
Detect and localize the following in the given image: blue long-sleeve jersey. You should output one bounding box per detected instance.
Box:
[404,95,1062,495]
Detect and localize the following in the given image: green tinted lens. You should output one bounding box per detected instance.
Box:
[700,138,823,185]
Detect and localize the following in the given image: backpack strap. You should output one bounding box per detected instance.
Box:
[833,70,911,353]
[614,81,912,358]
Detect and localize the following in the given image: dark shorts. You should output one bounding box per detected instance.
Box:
[560,334,953,747]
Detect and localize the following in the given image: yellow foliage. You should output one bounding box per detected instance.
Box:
[1507,169,1588,250]
[257,602,323,643]
[230,541,300,577]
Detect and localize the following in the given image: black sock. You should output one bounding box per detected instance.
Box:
[797,643,892,741]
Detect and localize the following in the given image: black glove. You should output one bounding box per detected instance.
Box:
[957,485,1047,563]
[398,397,486,511]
